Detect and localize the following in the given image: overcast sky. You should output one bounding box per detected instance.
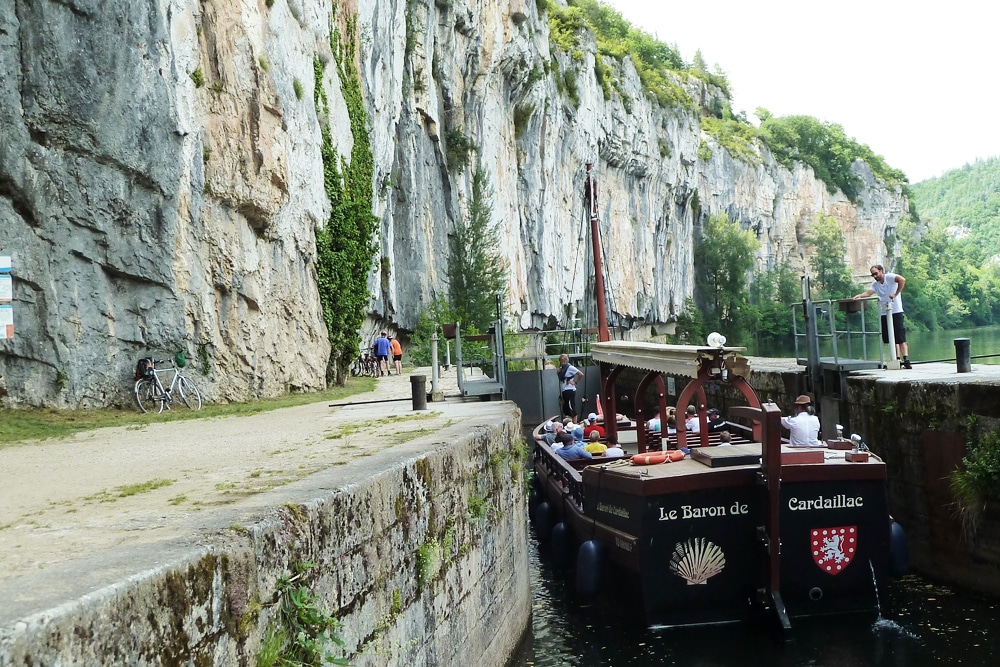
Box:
[601,0,999,183]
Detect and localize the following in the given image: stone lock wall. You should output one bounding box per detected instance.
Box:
[846,374,1000,595]
[0,409,530,666]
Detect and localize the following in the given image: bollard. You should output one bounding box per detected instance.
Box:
[410,374,428,410]
[955,338,971,373]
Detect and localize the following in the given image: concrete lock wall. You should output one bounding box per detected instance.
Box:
[846,375,1000,595]
[0,409,530,666]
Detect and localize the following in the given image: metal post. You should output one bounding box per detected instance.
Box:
[955,338,971,373]
[801,276,821,395]
[410,375,427,411]
[430,332,441,400]
[885,301,900,369]
[444,339,451,370]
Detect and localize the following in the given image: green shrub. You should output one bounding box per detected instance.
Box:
[293,77,304,100]
[697,139,712,162]
[513,103,535,139]
[190,69,205,87]
[951,418,1000,538]
[445,127,476,171]
[700,115,759,164]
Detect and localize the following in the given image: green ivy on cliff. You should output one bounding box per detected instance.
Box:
[314,17,379,383]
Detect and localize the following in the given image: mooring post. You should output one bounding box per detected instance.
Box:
[955,338,971,373]
[410,374,427,410]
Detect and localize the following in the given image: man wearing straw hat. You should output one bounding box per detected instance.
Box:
[780,394,822,447]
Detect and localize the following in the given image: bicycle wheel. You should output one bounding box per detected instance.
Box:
[135,378,165,414]
[177,376,203,410]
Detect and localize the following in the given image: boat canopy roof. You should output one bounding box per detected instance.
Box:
[591,341,749,379]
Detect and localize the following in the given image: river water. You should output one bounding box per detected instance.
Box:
[511,534,1000,666]
[750,324,1000,365]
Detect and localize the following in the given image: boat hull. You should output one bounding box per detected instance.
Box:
[532,442,892,628]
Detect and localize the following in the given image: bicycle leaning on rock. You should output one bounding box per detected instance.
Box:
[133,352,203,413]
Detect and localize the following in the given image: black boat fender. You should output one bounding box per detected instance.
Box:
[534,501,554,542]
[529,488,542,522]
[890,519,909,577]
[575,540,604,600]
[551,521,574,569]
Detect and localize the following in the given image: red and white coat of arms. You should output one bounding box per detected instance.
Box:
[811,526,857,575]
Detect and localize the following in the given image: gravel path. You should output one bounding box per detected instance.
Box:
[0,367,466,620]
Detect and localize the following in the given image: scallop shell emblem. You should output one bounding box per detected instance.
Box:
[669,538,726,585]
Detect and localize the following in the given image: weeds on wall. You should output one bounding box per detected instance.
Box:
[951,416,1000,540]
[257,561,349,667]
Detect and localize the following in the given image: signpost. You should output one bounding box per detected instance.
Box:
[0,255,12,340]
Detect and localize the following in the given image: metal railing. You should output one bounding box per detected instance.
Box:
[791,297,885,367]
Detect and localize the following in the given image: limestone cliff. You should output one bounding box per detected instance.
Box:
[0,0,907,407]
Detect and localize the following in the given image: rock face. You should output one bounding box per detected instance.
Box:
[0,0,907,407]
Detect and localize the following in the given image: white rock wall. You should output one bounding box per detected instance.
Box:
[0,0,906,406]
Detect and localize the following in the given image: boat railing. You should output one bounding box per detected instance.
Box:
[533,443,585,506]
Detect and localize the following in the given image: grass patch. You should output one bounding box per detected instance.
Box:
[0,377,376,447]
[168,494,188,505]
[83,478,175,503]
[116,478,175,497]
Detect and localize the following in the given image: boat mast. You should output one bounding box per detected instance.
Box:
[585,163,610,342]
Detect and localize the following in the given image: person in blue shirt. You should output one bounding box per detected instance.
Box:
[557,441,593,461]
[373,331,392,376]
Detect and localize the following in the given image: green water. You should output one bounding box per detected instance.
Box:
[749,324,1000,365]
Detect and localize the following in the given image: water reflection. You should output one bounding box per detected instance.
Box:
[749,324,1000,365]
[512,532,999,666]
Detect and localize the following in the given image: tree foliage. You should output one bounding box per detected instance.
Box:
[805,213,855,298]
[447,164,508,332]
[756,112,907,201]
[909,157,1000,260]
[692,212,760,341]
[313,20,379,383]
[747,262,799,350]
[895,215,1000,331]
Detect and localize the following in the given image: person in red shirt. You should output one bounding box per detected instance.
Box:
[582,413,605,439]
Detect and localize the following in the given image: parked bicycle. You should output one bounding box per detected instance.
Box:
[134,353,203,413]
[349,350,379,378]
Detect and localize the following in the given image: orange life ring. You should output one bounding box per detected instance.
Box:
[631,450,685,465]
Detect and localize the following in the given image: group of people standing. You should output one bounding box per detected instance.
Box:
[371,331,403,377]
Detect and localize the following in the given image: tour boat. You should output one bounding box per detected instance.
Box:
[528,165,906,632]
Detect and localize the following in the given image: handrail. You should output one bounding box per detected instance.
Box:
[791,297,884,367]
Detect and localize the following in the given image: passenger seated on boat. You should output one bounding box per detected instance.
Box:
[707,408,729,434]
[583,413,606,439]
[666,416,677,435]
[552,431,573,451]
[604,442,625,458]
[647,416,661,432]
[717,432,732,446]
[556,439,593,461]
[780,395,822,447]
[535,420,554,442]
[584,431,607,455]
[685,405,701,433]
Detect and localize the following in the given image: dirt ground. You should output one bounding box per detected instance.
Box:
[0,367,468,622]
